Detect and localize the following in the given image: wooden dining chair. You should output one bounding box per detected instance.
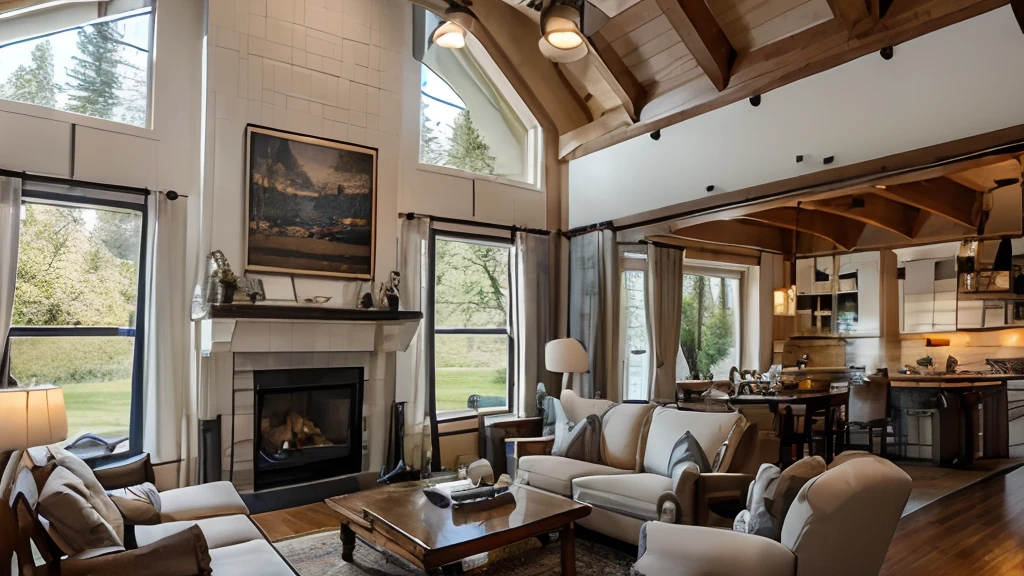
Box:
[845,369,892,457]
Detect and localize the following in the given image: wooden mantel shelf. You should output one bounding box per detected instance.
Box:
[209,304,423,322]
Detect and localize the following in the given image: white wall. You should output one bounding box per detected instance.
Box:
[567,6,1024,227]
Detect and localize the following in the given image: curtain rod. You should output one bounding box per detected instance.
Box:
[563,221,615,238]
[0,168,187,200]
[598,140,1024,234]
[402,212,552,236]
[639,238,687,252]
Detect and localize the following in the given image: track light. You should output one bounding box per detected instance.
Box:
[650,130,661,141]
[432,21,466,49]
[543,4,584,50]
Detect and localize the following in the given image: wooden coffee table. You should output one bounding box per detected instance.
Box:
[325,481,591,575]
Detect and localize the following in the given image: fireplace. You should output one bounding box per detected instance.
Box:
[253,367,364,491]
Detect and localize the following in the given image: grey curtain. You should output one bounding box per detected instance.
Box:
[646,243,684,403]
[397,216,430,469]
[568,230,618,399]
[511,231,551,417]
[0,176,22,389]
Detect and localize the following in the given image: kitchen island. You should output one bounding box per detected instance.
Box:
[889,374,1010,467]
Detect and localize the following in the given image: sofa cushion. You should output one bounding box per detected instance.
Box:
[516,455,630,497]
[559,390,614,424]
[108,482,162,525]
[136,515,265,549]
[209,539,295,576]
[733,462,781,537]
[160,481,248,522]
[47,445,125,543]
[37,465,125,555]
[600,402,655,471]
[572,473,671,522]
[667,431,711,475]
[643,407,743,477]
[552,411,602,464]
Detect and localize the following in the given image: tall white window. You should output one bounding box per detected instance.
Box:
[681,271,741,379]
[0,3,154,127]
[619,251,648,400]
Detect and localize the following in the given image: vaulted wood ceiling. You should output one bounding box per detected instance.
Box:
[418,0,1022,161]
[670,157,1024,254]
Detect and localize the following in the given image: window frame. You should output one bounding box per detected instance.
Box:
[618,247,649,401]
[0,5,157,130]
[6,182,150,466]
[681,262,746,379]
[427,229,515,425]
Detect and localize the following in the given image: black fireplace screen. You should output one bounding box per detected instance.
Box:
[253,367,363,491]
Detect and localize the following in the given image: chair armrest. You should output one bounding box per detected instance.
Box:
[634,522,795,576]
[93,453,156,490]
[661,463,700,525]
[60,525,212,576]
[695,472,754,526]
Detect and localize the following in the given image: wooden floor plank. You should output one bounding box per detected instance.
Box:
[881,466,1024,575]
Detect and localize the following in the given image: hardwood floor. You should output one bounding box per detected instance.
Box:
[252,502,339,543]
[881,466,1024,575]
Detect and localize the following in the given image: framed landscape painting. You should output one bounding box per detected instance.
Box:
[244,125,378,280]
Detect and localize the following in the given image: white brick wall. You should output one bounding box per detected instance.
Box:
[205,0,404,292]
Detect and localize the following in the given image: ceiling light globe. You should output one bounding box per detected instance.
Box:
[432,21,466,49]
[546,27,583,50]
[543,5,584,51]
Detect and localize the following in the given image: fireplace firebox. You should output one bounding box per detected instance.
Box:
[253,367,363,491]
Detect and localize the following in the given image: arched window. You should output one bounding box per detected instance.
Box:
[415,7,542,187]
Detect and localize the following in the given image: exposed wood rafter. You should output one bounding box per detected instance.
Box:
[804,194,920,239]
[826,0,876,34]
[567,0,1009,159]
[654,0,736,91]
[672,220,792,253]
[590,32,648,119]
[737,206,866,250]
[871,178,982,230]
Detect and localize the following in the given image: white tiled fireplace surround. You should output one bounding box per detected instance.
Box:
[199,317,419,493]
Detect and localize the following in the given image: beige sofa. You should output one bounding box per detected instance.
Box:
[633,453,912,576]
[512,392,758,545]
[1,448,296,575]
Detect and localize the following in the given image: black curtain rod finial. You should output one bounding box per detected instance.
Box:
[165,190,179,201]
[406,212,416,220]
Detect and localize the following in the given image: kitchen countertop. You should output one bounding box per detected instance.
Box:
[890,374,1015,387]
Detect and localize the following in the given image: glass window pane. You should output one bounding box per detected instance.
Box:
[13,202,142,327]
[434,238,510,329]
[0,11,152,127]
[10,335,134,450]
[681,274,741,378]
[435,333,508,413]
[621,270,649,400]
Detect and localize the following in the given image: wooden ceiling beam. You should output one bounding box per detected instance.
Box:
[672,220,792,253]
[804,194,920,239]
[655,0,736,91]
[566,0,1009,160]
[872,177,982,229]
[590,32,648,120]
[826,0,876,34]
[736,207,866,250]
[1014,0,1024,33]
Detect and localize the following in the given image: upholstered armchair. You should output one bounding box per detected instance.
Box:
[633,454,912,576]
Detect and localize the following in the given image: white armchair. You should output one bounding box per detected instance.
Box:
[633,454,911,576]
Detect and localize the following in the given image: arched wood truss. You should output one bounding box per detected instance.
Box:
[670,158,1023,254]
[412,0,1021,160]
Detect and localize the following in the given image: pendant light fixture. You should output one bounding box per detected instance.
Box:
[773,202,799,316]
[542,3,584,50]
[432,20,467,49]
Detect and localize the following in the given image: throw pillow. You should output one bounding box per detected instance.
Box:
[763,455,827,537]
[667,431,711,475]
[733,462,781,537]
[537,383,558,437]
[108,482,163,525]
[48,444,125,542]
[556,414,602,463]
[37,465,125,555]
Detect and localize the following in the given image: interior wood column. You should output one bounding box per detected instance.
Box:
[879,250,902,370]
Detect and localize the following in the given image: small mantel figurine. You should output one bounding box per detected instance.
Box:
[378,271,401,311]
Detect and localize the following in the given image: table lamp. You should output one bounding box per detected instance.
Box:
[545,338,589,392]
[0,385,68,463]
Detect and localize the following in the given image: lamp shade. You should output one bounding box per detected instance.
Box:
[545,338,589,374]
[0,386,68,451]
